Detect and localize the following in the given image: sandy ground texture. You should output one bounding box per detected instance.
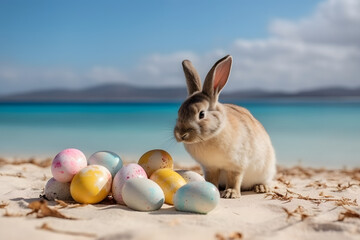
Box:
[0,158,359,240]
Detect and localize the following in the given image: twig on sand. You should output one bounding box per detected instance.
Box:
[0,172,25,178]
[276,175,292,187]
[318,191,334,198]
[37,223,97,238]
[333,182,360,192]
[55,199,69,208]
[3,209,25,217]
[0,201,9,208]
[338,206,360,221]
[54,199,87,209]
[282,205,311,221]
[215,232,243,240]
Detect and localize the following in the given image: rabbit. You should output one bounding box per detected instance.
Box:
[174,55,276,198]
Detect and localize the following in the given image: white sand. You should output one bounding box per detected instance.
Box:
[0,160,359,240]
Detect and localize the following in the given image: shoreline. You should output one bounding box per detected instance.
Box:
[1,156,359,170]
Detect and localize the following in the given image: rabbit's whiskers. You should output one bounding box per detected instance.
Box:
[197,136,205,142]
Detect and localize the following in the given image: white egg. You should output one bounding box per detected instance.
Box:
[175,170,205,183]
[44,177,72,201]
[122,178,164,211]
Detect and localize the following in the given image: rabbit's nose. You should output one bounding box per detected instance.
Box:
[181,133,189,140]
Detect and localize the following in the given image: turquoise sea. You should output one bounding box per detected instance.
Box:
[0,100,359,167]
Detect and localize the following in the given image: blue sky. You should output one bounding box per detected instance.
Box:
[0,0,359,94]
[1,0,320,67]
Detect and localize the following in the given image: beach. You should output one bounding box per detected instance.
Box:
[1,0,360,239]
[0,158,359,240]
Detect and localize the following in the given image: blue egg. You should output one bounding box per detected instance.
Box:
[174,181,220,214]
[88,151,123,177]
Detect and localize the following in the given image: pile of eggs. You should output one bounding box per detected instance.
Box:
[44,148,220,214]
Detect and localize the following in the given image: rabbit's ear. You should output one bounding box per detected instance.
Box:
[203,55,232,100]
[182,60,202,95]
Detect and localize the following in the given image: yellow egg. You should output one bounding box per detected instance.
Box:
[70,165,112,204]
[150,168,186,205]
[138,149,173,176]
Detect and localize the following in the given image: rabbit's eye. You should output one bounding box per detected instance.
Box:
[199,111,205,119]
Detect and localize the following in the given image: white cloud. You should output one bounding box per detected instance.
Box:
[227,38,360,91]
[0,0,359,95]
[270,0,360,47]
[227,0,360,91]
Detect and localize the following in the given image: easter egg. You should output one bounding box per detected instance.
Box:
[175,170,205,183]
[122,178,164,211]
[174,181,220,214]
[51,148,87,183]
[88,151,123,177]
[44,177,72,201]
[138,149,173,176]
[70,165,112,204]
[150,168,186,205]
[112,163,147,204]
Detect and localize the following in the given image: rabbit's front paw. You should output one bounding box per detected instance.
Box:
[253,184,270,193]
[221,188,241,198]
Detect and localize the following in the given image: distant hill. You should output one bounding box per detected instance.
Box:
[0,84,360,102]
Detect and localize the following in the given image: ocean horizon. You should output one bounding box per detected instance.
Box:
[0,99,359,168]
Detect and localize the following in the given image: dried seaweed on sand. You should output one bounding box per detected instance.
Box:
[266,189,358,206]
[0,201,9,208]
[318,191,334,198]
[282,205,311,221]
[3,209,24,217]
[0,158,52,168]
[265,191,293,202]
[276,175,292,187]
[340,168,360,181]
[277,166,314,178]
[305,180,328,189]
[333,182,360,192]
[287,189,358,206]
[334,198,358,207]
[338,206,360,221]
[27,200,78,219]
[37,223,97,238]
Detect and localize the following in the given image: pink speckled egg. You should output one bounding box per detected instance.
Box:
[51,148,87,183]
[112,163,147,204]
